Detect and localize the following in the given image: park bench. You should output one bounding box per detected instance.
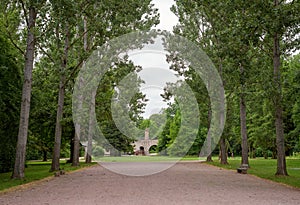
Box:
[237,164,248,174]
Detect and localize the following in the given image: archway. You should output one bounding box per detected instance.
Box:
[135,146,144,155]
[149,145,157,154]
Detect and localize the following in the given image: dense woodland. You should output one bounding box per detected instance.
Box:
[0,0,299,179]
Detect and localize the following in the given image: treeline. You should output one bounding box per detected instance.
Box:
[0,0,159,177]
[152,0,299,176]
[0,0,299,179]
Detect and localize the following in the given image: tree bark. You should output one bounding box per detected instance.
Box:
[219,136,228,164]
[206,108,213,162]
[273,16,288,175]
[51,74,65,171]
[86,90,96,163]
[218,61,227,165]
[42,150,47,162]
[51,23,69,171]
[68,134,74,163]
[72,131,80,166]
[206,154,213,162]
[12,6,37,179]
[240,65,249,167]
[79,15,94,164]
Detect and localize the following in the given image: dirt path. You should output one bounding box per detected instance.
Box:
[0,162,299,205]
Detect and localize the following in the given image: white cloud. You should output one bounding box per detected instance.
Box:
[125,1,180,118]
[152,0,178,32]
[129,51,179,118]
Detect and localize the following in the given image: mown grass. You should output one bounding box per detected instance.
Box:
[0,160,97,192]
[95,155,203,162]
[207,157,300,189]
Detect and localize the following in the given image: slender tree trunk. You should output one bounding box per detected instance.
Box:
[72,15,89,166]
[72,131,80,166]
[240,65,249,167]
[51,75,65,171]
[206,153,213,162]
[12,6,37,179]
[72,80,81,166]
[240,94,249,165]
[218,61,227,165]
[42,150,47,162]
[206,108,213,162]
[51,23,69,171]
[273,17,288,175]
[220,136,228,164]
[69,134,74,163]
[84,17,92,163]
[72,89,80,166]
[86,91,96,163]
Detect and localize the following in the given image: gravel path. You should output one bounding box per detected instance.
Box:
[0,162,299,205]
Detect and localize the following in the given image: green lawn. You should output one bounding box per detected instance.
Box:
[95,155,203,162]
[0,160,96,192]
[207,157,300,189]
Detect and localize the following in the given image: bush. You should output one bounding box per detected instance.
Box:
[92,146,104,157]
[0,143,15,173]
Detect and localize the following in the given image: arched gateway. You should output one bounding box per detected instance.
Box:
[132,128,158,155]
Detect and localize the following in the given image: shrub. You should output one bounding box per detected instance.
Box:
[92,146,104,157]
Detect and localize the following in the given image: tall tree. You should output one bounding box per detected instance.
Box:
[10,1,39,179]
[48,0,159,170]
[255,0,300,175]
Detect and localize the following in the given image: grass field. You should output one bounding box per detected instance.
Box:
[95,155,202,162]
[207,157,300,189]
[0,160,96,192]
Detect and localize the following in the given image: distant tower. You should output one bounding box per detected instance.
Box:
[145,128,149,140]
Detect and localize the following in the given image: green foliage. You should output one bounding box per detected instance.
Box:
[157,104,177,155]
[0,23,22,173]
[92,146,104,157]
[248,99,276,158]
[170,0,300,164]
[156,100,206,157]
[283,54,300,154]
[96,61,146,155]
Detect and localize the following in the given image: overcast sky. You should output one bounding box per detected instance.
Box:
[152,0,178,32]
[127,0,179,118]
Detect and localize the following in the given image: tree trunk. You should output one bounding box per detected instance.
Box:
[51,74,65,171]
[216,60,227,165]
[206,154,213,162]
[73,74,81,166]
[273,23,288,176]
[68,135,74,163]
[240,65,249,167]
[12,6,37,179]
[86,90,96,163]
[42,150,47,162]
[206,109,213,162]
[51,23,69,172]
[72,131,80,166]
[220,136,228,164]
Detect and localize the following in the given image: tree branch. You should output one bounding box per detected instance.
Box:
[63,42,99,87]
[63,58,84,87]
[5,29,25,55]
[68,29,89,49]
[19,0,29,27]
[37,44,55,63]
